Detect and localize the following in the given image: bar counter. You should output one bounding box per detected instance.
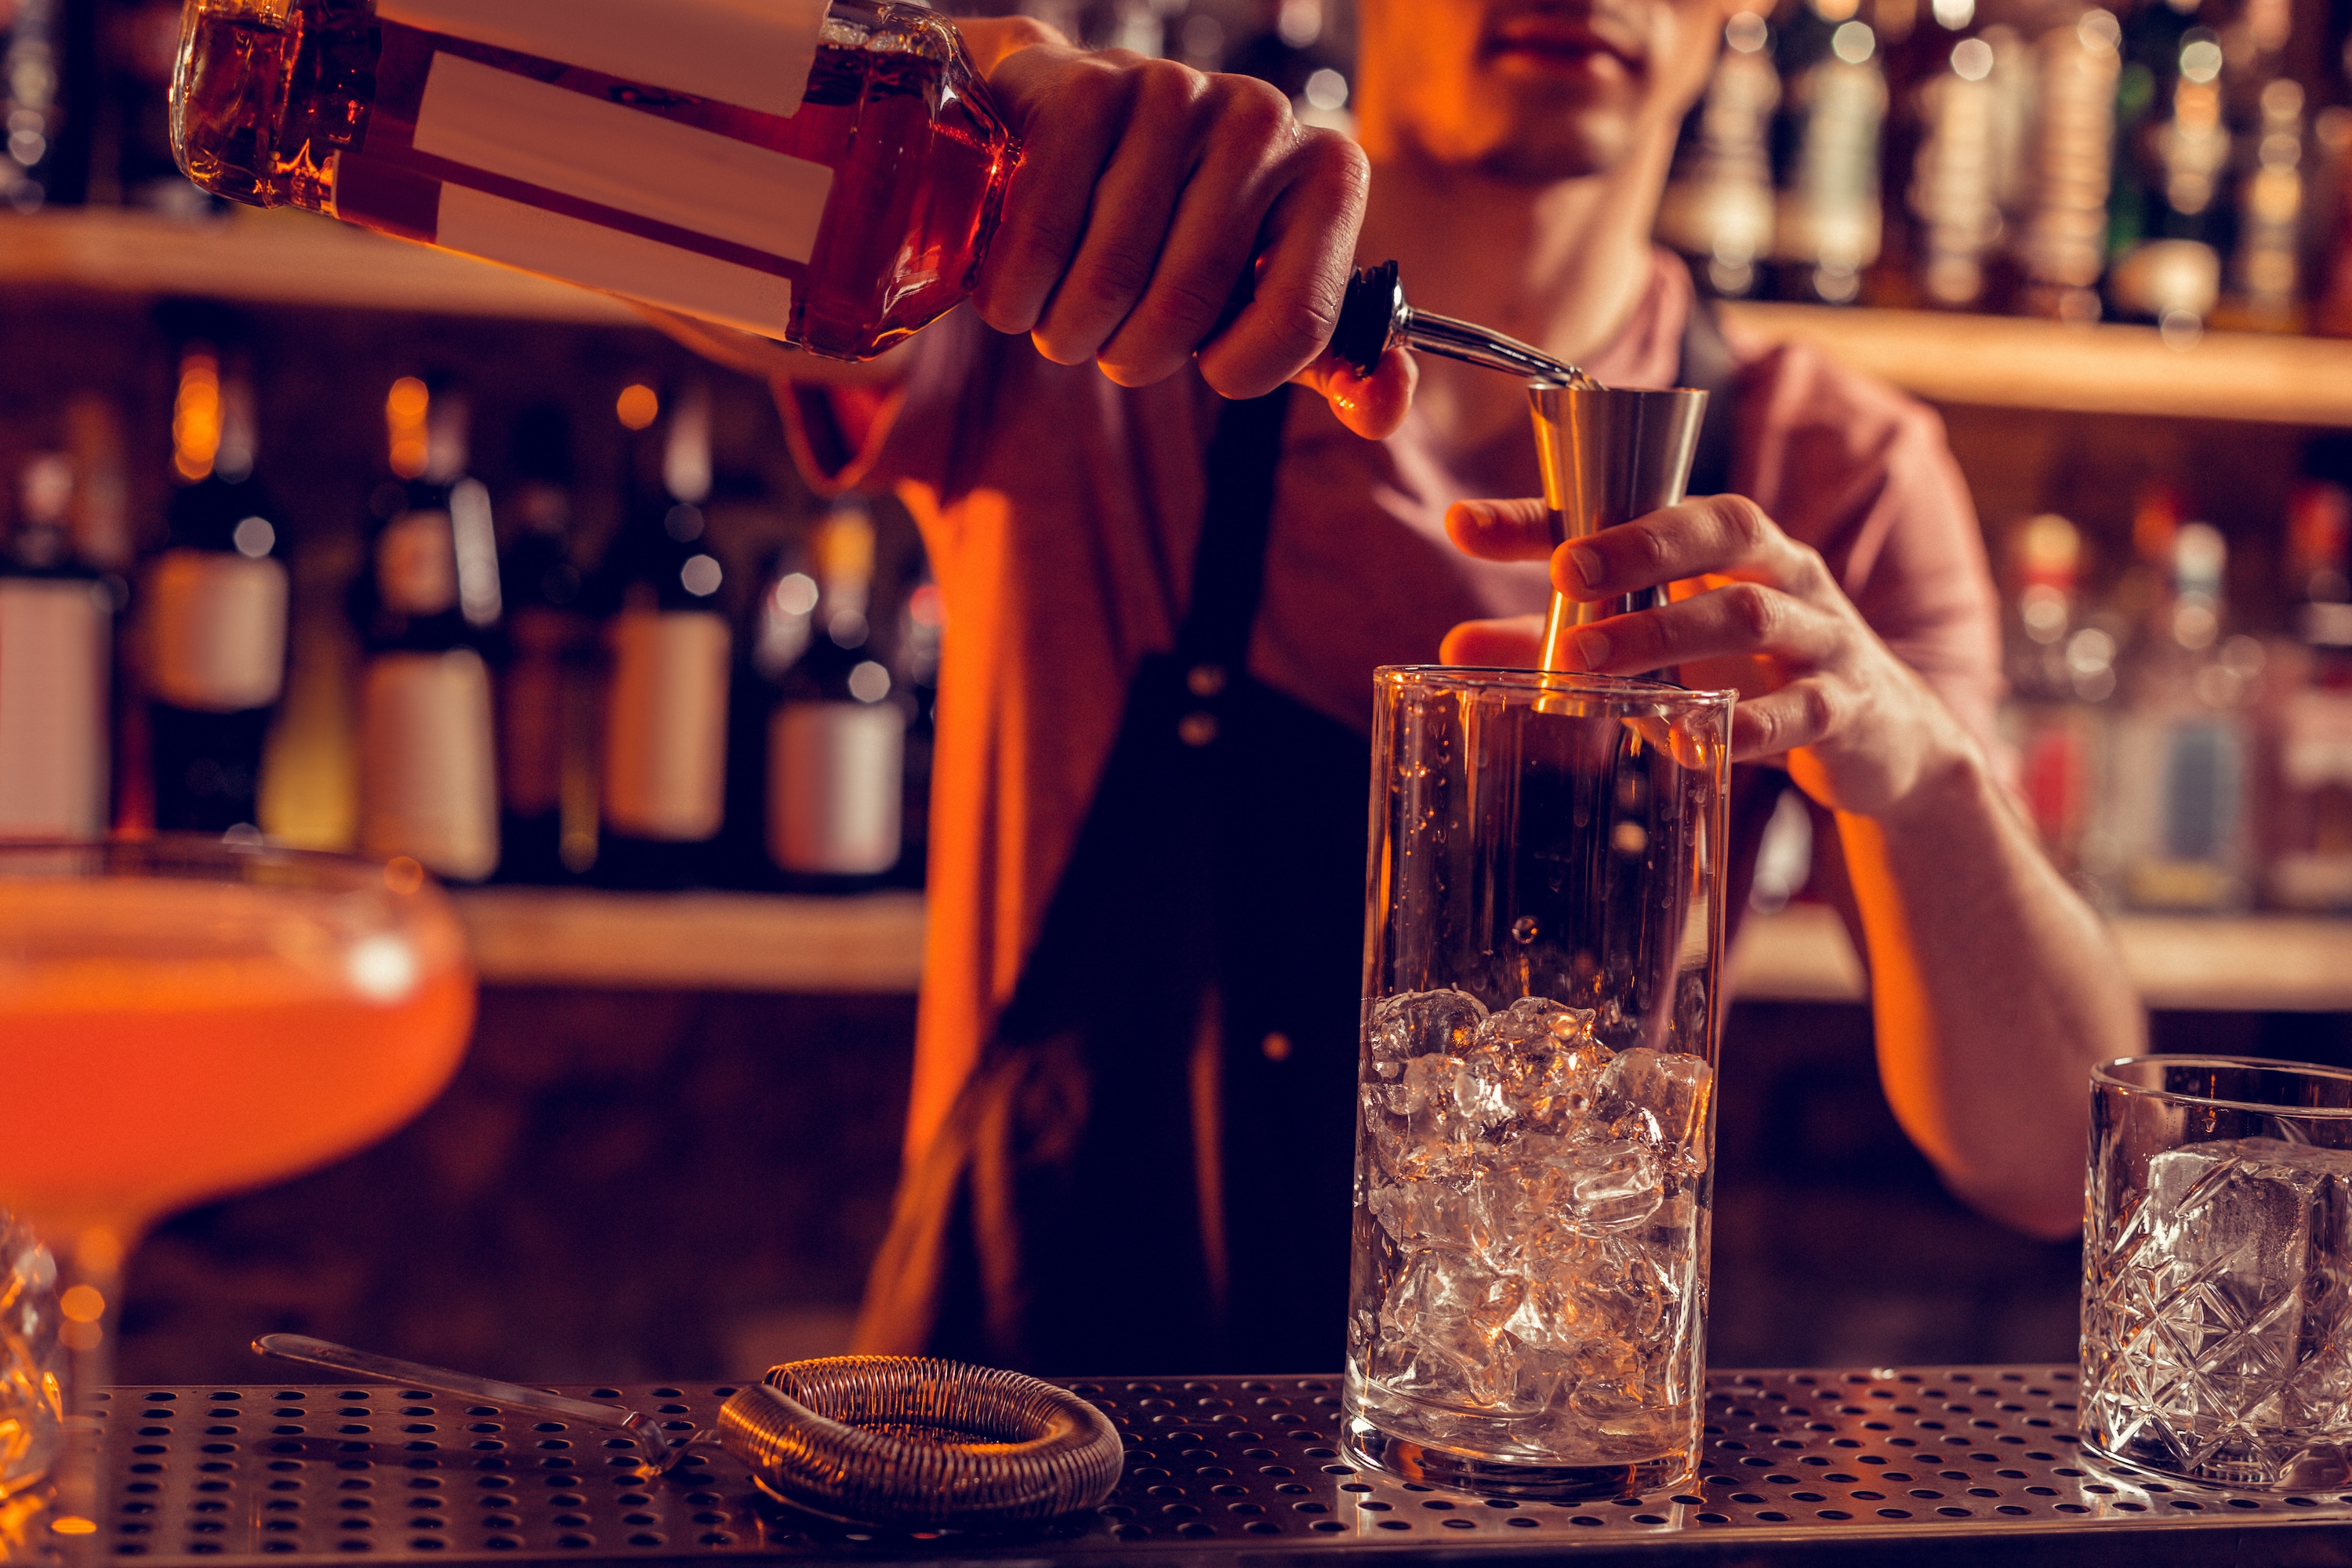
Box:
[98,1367,2350,1566]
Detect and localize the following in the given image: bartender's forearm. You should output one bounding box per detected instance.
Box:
[1834,748,2143,1240]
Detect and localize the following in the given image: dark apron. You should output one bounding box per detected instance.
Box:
[861,293,1740,1376]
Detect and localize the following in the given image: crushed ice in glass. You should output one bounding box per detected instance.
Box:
[1352,989,1713,1462]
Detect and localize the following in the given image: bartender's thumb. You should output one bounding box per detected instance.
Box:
[1292,346,1416,440]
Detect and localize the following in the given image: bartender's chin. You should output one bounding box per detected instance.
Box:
[1472,113,1639,183]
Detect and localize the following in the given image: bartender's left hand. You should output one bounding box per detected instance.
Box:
[1439,494,1978,820]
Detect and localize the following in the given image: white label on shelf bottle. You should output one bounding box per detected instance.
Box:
[376,0,830,120]
[0,579,111,838]
[144,550,289,713]
[360,647,499,881]
[770,700,904,875]
[603,609,730,841]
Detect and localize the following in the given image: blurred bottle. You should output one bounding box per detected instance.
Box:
[2015,8,2122,321]
[764,501,904,889]
[352,376,501,883]
[144,341,289,833]
[495,402,596,883]
[2107,518,2262,910]
[2107,7,2231,340]
[1898,0,2034,310]
[1998,514,2112,882]
[1773,0,1888,304]
[2,0,82,211]
[2222,77,2305,331]
[88,0,211,212]
[1223,0,1352,131]
[2263,453,2352,910]
[2314,102,2352,336]
[595,383,731,889]
[63,388,140,833]
[1659,11,1781,298]
[891,565,943,887]
[0,455,113,839]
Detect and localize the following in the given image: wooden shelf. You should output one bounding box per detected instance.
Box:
[1722,301,2352,427]
[0,206,638,325]
[452,887,2352,1011]
[453,887,924,993]
[7,209,2352,424]
[1730,902,2352,1012]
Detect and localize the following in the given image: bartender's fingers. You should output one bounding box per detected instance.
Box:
[1559,495,1831,604]
[973,44,1142,336]
[1093,79,1316,383]
[1192,129,1370,397]
[1561,583,1846,677]
[1439,615,1546,667]
[1036,65,1234,373]
[1294,346,1415,439]
[1444,497,1555,561]
[1730,675,1847,762]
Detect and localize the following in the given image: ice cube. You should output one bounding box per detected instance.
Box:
[1595,1047,1713,1168]
[1376,1250,1525,1409]
[1475,996,1599,1054]
[2090,1135,2352,1483]
[1365,989,1487,1079]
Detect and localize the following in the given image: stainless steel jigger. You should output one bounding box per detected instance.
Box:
[1527,385,1710,675]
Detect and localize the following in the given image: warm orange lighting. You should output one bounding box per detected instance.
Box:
[59,1284,103,1324]
[616,383,659,430]
[50,1518,96,1537]
[172,347,223,483]
[383,855,425,895]
[387,376,430,480]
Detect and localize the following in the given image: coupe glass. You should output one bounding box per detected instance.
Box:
[0,838,477,1552]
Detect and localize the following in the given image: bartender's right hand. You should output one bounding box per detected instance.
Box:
[957,19,1414,439]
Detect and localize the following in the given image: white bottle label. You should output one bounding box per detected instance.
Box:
[377,0,830,121]
[0,579,111,839]
[416,53,833,267]
[769,700,903,875]
[144,550,289,713]
[360,648,500,881]
[603,610,731,842]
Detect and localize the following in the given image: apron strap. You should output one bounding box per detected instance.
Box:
[1174,385,1294,670]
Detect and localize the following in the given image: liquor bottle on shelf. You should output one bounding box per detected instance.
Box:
[352,375,501,882]
[1658,10,1782,298]
[1772,0,1888,304]
[2107,12,2233,339]
[2014,8,2121,321]
[761,501,906,890]
[595,383,732,890]
[2223,78,2305,331]
[1897,0,2033,310]
[89,0,213,212]
[169,0,1016,361]
[2262,455,2352,910]
[2,0,83,211]
[494,402,595,882]
[0,456,113,839]
[144,342,290,834]
[1997,514,2111,884]
[2106,519,2263,912]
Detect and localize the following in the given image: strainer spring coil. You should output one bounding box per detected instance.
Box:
[716,1356,1123,1530]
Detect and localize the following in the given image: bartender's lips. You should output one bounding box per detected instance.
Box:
[1483,13,1643,75]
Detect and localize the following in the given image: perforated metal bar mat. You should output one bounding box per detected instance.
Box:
[96,1368,2352,1566]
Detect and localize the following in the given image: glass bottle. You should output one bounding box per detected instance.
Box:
[1997,514,2111,884]
[0,456,113,839]
[594,383,732,890]
[2262,458,2352,911]
[764,500,904,888]
[891,564,943,887]
[494,401,595,883]
[169,0,1018,361]
[144,341,291,834]
[1772,0,1889,304]
[2014,9,2121,321]
[1658,11,1782,299]
[2107,519,2261,911]
[352,375,501,882]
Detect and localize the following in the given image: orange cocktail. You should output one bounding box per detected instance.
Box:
[0,840,477,1548]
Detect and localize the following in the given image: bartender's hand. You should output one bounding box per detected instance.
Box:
[957,19,1414,437]
[1439,493,1980,820]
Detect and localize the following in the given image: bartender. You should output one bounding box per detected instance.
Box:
[658,0,2143,1372]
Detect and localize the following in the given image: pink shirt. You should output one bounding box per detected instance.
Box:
[821,248,2000,1163]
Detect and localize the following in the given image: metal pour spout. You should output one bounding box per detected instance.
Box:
[1329,261,1599,388]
